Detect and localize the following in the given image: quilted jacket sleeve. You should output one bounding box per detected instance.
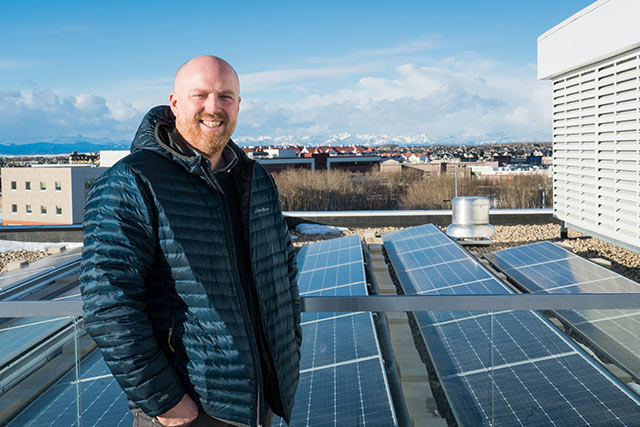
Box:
[80,163,186,416]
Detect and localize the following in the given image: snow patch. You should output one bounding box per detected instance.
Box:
[627,382,640,396]
[295,224,348,235]
[576,342,605,365]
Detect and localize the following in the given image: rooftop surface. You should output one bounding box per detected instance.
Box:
[1,220,639,426]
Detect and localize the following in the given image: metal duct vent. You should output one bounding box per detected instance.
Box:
[446,196,495,242]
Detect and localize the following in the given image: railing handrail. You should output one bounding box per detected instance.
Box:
[2,293,640,317]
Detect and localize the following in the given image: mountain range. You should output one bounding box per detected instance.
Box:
[0,133,524,155]
[0,139,130,155]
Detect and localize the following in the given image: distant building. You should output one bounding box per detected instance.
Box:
[538,0,640,252]
[1,165,107,225]
[69,150,99,164]
[442,162,472,178]
[380,158,403,173]
[325,155,380,172]
[99,150,129,167]
[472,165,551,177]
[256,157,315,172]
[263,148,297,158]
[403,163,442,175]
[492,155,512,167]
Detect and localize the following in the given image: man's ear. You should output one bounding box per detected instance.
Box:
[237,96,241,113]
[169,93,178,115]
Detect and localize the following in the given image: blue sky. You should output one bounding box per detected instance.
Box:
[0,0,595,145]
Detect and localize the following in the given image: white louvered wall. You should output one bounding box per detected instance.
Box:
[552,47,640,250]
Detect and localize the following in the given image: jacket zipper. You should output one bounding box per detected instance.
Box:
[243,167,285,421]
[199,162,262,427]
[168,311,175,353]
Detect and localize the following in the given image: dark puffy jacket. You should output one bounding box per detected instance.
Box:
[80,106,301,426]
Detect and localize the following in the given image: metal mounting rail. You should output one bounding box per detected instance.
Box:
[0,257,81,302]
[2,294,640,318]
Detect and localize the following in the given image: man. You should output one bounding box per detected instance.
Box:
[80,56,302,427]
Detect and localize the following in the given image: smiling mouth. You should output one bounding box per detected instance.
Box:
[200,119,222,128]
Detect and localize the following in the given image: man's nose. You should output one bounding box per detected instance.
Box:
[204,95,222,113]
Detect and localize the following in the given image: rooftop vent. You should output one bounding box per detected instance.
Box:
[446,196,494,244]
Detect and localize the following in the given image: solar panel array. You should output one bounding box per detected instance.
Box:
[275,234,398,427]
[485,241,640,381]
[7,349,132,427]
[11,234,397,427]
[5,289,129,426]
[383,224,640,426]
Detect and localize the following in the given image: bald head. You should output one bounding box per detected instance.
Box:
[169,55,241,169]
[174,55,239,94]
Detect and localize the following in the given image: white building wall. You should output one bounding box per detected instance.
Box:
[1,166,107,225]
[99,150,129,167]
[538,0,640,79]
[539,0,640,251]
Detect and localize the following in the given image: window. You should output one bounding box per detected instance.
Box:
[56,206,62,215]
[40,181,46,191]
[41,205,47,215]
[25,181,31,191]
[11,204,17,213]
[10,181,16,190]
[55,181,62,191]
[26,205,32,214]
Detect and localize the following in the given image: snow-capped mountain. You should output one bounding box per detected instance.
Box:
[234,133,437,147]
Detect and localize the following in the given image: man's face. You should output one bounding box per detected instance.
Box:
[169,58,241,157]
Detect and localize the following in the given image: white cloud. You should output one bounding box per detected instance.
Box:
[107,99,139,122]
[0,89,142,142]
[236,56,553,144]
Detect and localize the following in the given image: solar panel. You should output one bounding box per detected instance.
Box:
[0,317,71,364]
[485,240,640,381]
[285,357,395,427]
[7,349,132,427]
[296,234,368,323]
[274,234,398,427]
[383,224,640,426]
[299,313,379,371]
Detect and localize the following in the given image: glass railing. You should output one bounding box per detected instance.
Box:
[1,294,639,426]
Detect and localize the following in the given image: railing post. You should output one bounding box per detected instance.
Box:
[74,316,83,427]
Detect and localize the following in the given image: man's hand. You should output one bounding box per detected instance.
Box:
[156,393,198,426]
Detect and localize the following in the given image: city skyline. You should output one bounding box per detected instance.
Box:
[1,0,595,145]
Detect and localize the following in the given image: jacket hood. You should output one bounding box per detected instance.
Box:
[131,105,253,170]
[131,105,175,154]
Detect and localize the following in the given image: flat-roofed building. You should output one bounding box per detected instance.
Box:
[99,150,129,167]
[538,0,640,252]
[1,165,107,225]
[326,155,380,172]
[256,157,315,172]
